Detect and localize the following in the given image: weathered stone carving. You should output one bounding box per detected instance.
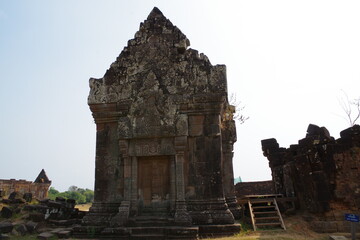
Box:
[81,7,239,237]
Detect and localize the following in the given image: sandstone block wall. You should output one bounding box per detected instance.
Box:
[0,169,51,200]
[235,181,275,197]
[261,124,360,232]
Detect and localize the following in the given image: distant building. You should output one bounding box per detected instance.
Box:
[0,169,51,200]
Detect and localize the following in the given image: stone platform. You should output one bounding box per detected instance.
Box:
[73,224,240,239]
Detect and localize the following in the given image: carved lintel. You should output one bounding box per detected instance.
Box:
[129,138,175,156]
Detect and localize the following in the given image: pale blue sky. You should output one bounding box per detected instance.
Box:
[1,1,360,191]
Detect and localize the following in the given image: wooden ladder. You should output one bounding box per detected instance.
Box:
[248,198,286,231]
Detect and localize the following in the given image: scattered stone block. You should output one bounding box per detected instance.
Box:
[0,233,10,239]
[329,236,347,240]
[0,207,12,219]
[0,222,13,234]
[25,221,38,233]
[10,198,26,204]
[56,230,72,238]
[29,212,45,222]
[14,224,27,236]
[37,232,55,240]
[23,192,33,202]
[55,197,66,203]
[8,192,21,200]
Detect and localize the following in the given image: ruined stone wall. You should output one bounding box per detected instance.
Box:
[261,124,360,232]
[0,179,50,200]
[235,180,275,197]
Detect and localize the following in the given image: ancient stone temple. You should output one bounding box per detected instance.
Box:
[0,169,51,200]
[80,7,240,238]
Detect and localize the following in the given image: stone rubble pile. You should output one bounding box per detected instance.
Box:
[0,195,87,239]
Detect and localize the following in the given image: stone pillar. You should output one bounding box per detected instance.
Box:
[82,103,122,226]
[186,113,235,224]
[170,156,176,213]
[222,119,241,219]
[130,156,138,215]
[120,140,131,201]
[108,139,131,227]
[223,146,240,219]
[174,136,192,226]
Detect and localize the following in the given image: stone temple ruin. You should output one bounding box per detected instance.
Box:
[0,169,51,200]
[261,124,360,232]
[78,7,240,238]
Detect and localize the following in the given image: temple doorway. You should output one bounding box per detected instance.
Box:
[137,156,171,215]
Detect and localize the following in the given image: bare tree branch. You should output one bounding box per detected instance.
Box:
[228,93,249,124]
[338,90,360,126]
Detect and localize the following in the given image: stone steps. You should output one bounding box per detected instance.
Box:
[131,226,164,235]
[131,234,165,240]
[248,197,286,231]
[129,216,174,227]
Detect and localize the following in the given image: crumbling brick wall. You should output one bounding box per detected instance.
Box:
[261,124,360,232]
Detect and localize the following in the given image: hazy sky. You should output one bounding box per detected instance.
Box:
[1,1,359,192]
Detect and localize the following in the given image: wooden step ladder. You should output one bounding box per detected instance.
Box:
[248,198,286,231]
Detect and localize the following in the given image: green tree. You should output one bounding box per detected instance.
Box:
[47,186,94,204]
[48,187,60,200]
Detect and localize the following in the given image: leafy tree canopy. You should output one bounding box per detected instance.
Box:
[48,186,94,204]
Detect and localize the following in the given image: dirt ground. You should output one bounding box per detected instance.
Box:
[204,215,353,240]
[75,203,92,211]
[2,203,355,239]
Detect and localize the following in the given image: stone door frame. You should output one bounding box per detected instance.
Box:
[119,136,190,222]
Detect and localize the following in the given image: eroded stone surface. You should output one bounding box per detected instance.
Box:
[81,7,239,236]
[262,124,360,232]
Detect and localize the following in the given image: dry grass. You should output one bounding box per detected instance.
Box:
[203,215,330,240]
[75,203,92,211]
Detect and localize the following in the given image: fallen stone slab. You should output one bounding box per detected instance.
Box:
[37,232,55,240]
[50,228,68,234]
[329,236,347,240]
[49,219,78,226]
[56,230,72,238]
[0,222,13,234]
[0,207,12,219]
[25,221,38,233]
[0,233,10,239]
[14,224,27,236]
[23,192,33,202]
[29,212,45,222]
[23,204,48,213]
